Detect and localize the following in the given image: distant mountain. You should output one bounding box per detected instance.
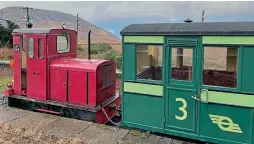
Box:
[0,6,121,52]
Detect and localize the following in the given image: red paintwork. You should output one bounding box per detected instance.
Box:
[96,63,116,105]
[13,35,22,95]
[46,29,77,100]
[50,58,116,107]
[49,69,67,102]
[34,109,61,115]
[8,28,119,124]
[5,86,13,96]
[50,58,109,72]
[68,71,88,105]
[27,35,47,100]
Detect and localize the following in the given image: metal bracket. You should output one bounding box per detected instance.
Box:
[200,89,208,103]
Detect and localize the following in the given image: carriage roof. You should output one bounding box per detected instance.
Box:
[120,21,254,36]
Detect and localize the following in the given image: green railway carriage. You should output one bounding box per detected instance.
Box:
[120,21,254,144]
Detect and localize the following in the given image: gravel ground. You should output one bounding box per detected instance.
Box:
[0,120,85,144]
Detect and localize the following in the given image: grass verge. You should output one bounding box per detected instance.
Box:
[0,76,11,93]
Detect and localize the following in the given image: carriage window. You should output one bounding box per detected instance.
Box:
[38,38,44,59]
[28,38,34,58]
[203,47,238,88]
[136,44,162,81]
[171,48,193,81]
[57,34,70,53]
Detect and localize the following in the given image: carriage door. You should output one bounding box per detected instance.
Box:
[27,35,47,100]
[165,38,199,134]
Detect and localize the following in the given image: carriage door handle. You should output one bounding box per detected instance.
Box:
[191,89,209,103]
[191,95,200,101]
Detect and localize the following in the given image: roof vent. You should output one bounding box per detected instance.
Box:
[184,18,193,23]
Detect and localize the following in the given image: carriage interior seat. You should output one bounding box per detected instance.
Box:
[136,65,236,88]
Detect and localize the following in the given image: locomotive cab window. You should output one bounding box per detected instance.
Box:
[22,35,26,52]
[38,38,44,59]
[21,35,26,69]
[57,34,70,53]
[136,44,162,81]
[202,46,238,88]
[28,38,34,58]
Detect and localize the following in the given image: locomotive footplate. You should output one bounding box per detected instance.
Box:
[6,93,121,124]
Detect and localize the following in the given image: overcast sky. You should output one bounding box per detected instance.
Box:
[1,1,254,37]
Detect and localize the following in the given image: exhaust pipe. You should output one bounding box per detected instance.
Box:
[88,30,91,60]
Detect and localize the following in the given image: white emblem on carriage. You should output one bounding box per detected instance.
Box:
[14,44,20,51]
[209,114,242,134]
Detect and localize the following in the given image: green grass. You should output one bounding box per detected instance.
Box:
[0,76,12,93]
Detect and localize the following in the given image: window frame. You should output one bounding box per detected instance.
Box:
[170,47,194,82]
[28,37,34,59]
[56,33,71,54]
[38,38,44,60]
[102,65,112,89]
[200,44,241,92]
[134,43,164,85]
[22,35,26,52]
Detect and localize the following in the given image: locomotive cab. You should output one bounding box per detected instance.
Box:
[6,27,120,124]
[11,28,77,98]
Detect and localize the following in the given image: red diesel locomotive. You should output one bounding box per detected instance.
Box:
[5,25,121,124]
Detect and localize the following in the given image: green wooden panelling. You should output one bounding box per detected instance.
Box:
[164,37,200,135]
[200,90,254,108]
[124,36,164,43]
[123,93,164,129]
[166,89,197,133]
[199,103,252,144]
[124,82,163,96]
[241,47,254,93]
[203,36,254,45]
[123,44,135,81]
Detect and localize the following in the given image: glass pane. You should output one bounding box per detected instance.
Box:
[102,65,111,88]
[57,34,70,53]
[171,48,193,81]
[136,45,163,81]
[28,38,33,58]
[203,47,238,88]
[22,35,26,52]
[38,38,44,59]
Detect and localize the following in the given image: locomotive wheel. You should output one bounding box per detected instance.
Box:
[63,108,77,118]
[34,103,46,110]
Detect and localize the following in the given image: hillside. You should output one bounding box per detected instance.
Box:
[0,6,122,52]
